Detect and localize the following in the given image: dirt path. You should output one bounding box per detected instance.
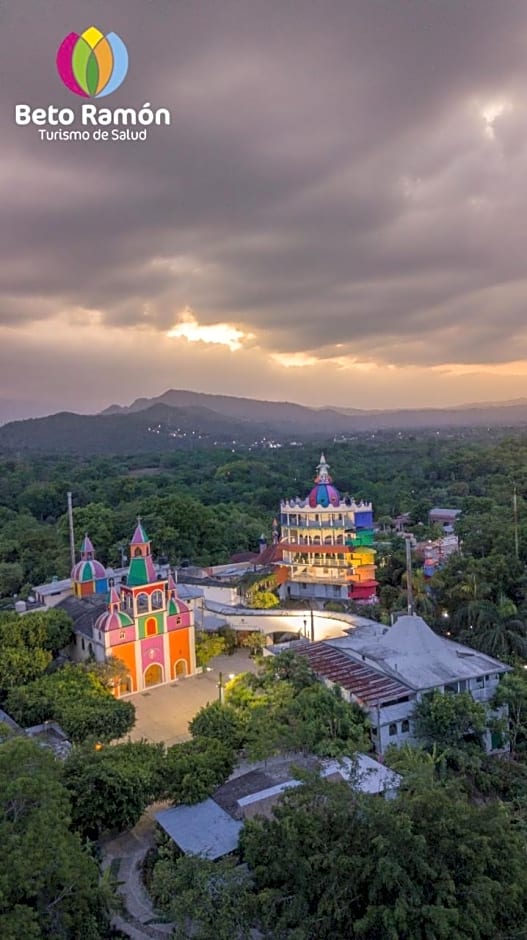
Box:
[101,806,175,940]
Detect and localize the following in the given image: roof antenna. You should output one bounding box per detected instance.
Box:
[405,534,414,616]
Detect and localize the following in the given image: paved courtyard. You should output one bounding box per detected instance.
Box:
[124,650,258,746]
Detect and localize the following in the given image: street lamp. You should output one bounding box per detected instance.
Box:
[218,671,235,704]
[303,600,315,641]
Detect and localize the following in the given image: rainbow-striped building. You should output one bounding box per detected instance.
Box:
[278,454,378,605]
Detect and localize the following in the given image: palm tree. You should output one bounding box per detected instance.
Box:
[400,568,436,618]
[452,599,499,634]
[461,613,527,661]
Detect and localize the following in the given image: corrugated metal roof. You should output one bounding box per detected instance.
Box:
[292,640,410,706]
[155,800,242,860]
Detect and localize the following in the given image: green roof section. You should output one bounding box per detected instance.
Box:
[127,556,149,587]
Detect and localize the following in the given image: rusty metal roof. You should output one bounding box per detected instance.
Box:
[293,640,410,707]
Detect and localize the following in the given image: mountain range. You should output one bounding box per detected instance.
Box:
[1,388,527,455]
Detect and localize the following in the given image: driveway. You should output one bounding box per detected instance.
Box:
[124,650,258,746]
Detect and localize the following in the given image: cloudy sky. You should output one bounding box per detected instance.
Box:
[2,0,527,420]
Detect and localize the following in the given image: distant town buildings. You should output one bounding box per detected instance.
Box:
[428,507,462,533]
[278,454,378,605]
[417,534,460,578]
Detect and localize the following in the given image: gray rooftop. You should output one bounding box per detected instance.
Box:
[155,799,243,860]
[213,770,275,816]
[326,614,510,691]
[55,594,107,639]
[321,754,402,794]
[34,577,72,596]
[235,754,401,808]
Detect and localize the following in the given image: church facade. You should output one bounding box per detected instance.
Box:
[63,520,196,696]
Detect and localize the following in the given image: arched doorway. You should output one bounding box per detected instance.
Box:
[174,659,187,678]
[144,663,163,687]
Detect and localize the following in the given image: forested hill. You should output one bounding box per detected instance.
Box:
[0,404,266,455]
[3,389,527,455]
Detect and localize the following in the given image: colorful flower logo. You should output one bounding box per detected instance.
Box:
[56,27,128,98]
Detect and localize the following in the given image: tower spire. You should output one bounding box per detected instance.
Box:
[128,516,157,585]
[315,453,331,484]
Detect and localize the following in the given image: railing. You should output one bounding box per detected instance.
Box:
[288,571,353,583]
[284,540,347,547]
[281,517,357,529]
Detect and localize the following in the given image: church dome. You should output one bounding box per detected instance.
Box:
[308,482,340,508]
[71,558,107,582]
[95,609,134,632]
[307,453,340,507]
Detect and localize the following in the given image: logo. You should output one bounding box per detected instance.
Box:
[56,27,128,99]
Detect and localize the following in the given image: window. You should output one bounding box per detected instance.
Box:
[444,682,458,694]
[146,617,157,637]
[458,680,467,692]
[137,592,149,613]
[134,547,142,557]
[475,676,485,688]
[388,723,397,736]
[401,719,410,734]
[81,638,85,650]
[151,590,163,610]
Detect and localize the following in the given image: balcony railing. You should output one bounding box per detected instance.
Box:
[281,516,357,529]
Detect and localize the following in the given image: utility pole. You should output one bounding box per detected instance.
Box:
[67,491,75,569]
[405,535,414,616]
[513,486,520,560]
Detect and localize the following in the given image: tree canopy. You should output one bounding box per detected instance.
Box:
[0,737,113,938]
[5,664,135,743]
[190,652,370,761]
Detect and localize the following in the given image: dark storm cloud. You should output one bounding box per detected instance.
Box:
[2,0,527,373]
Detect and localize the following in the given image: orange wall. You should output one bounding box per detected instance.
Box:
[112,642,137,693]
[168,629,191,676]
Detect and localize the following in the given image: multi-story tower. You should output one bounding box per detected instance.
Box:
[278,454,377,604]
